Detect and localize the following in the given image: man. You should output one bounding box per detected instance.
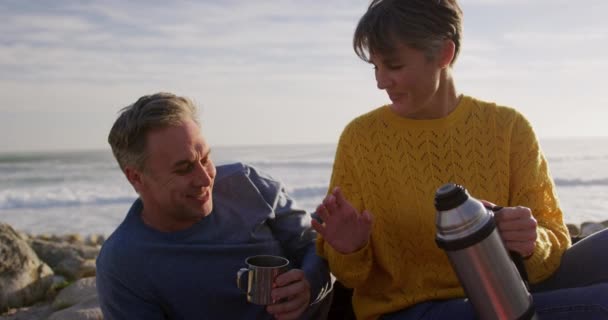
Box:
[97,92,331,319]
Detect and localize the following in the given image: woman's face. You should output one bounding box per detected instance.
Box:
[370,43,445,119]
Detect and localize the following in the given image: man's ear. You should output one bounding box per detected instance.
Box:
[438,39,456,69]
[125,166,144,193]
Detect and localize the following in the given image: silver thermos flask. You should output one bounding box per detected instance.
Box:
[434,183,537,320]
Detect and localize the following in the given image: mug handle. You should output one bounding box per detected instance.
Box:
[237,268,249,291]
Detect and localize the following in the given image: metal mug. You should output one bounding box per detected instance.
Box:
[236,255,289,305]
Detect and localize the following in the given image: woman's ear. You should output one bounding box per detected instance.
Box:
[439,39,456,68]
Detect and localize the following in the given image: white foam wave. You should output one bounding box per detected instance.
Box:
[248,160,333,168]
[554,178,608,187]
[0,186,137,210]
[287,185,328,199]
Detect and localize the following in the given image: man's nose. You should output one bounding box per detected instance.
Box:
[193,163,212,187]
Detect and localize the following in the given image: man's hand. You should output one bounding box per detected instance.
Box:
[266,269,310,320]
[482,200,538,258]
[311,187,372,254]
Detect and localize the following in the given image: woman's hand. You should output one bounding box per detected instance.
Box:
[482,200,538,258]
[311,187,372,254]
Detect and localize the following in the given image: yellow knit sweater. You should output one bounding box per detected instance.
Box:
[316,96,571,320]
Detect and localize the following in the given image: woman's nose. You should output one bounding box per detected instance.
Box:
[375,68,391,90]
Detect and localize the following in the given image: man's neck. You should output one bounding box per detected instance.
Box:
[140,207,196,233]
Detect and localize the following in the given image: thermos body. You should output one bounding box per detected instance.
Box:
[434,183,537,320]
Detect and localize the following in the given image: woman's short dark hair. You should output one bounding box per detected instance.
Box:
[353,0,463,65]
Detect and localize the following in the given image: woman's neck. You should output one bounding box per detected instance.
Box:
[399,69,460,120]
[432,72,460,119]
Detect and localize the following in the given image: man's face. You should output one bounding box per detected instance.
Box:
[136,118,216,230]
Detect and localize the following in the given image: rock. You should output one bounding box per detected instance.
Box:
[580,222,606,238]
[49,276,69,293]
[51,277,97,310]
[47,296,102,320]
[15,232,29,241]
[85,234,105,247]
[48,277,102,320]
[0,224,54,313]
[0,302,54,320]
[28,239,100,280]
[54,256,87,280]
[62,234,84,245]
[566,223,580,237]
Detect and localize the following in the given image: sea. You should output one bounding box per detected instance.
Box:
[1,138,607,237]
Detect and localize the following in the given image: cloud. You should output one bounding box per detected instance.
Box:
[503,31,606,46]
[0,0,362,86]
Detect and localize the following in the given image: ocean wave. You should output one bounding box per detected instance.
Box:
[3,177,604,211]
[0,187,136,210]
[0,195,136,210]
[554,178,608,187]
[248,160,333,168]
[287,185,328,199]
[546,155,608,163]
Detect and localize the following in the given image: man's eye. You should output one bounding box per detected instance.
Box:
[176,163,194,174]
[387,64,403,70]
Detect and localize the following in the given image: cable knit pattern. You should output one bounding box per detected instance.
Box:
[316,95,571,320]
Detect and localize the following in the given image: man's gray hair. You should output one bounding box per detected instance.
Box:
[108,92,199,172]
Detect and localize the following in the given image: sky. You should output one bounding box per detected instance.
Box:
[1,0,607,152]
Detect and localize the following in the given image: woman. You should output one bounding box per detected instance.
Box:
[312,1,608,319]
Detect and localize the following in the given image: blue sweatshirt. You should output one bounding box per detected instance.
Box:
[96,163,331,319]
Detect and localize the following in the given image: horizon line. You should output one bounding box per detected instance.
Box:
[1,135,608,155]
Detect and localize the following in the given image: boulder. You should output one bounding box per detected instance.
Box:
[51,277,97,310]
[580,221,606,238]
[48,277,102,320]
[47,296,102,320]
[566,223,580,237]
[85,234,105,247]
[0,224,53,313]
[0,302,54,320]
[28,239,99,280]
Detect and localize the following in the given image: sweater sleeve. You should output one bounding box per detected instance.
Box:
[508,112,571,283]
[316,123,375,289]
[250,166,332,309]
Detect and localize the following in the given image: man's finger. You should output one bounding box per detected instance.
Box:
[267,295,308,319]
[273,305,308,320]
[274,269,305,287]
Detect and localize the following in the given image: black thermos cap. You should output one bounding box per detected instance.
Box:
[434,183,470,211]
